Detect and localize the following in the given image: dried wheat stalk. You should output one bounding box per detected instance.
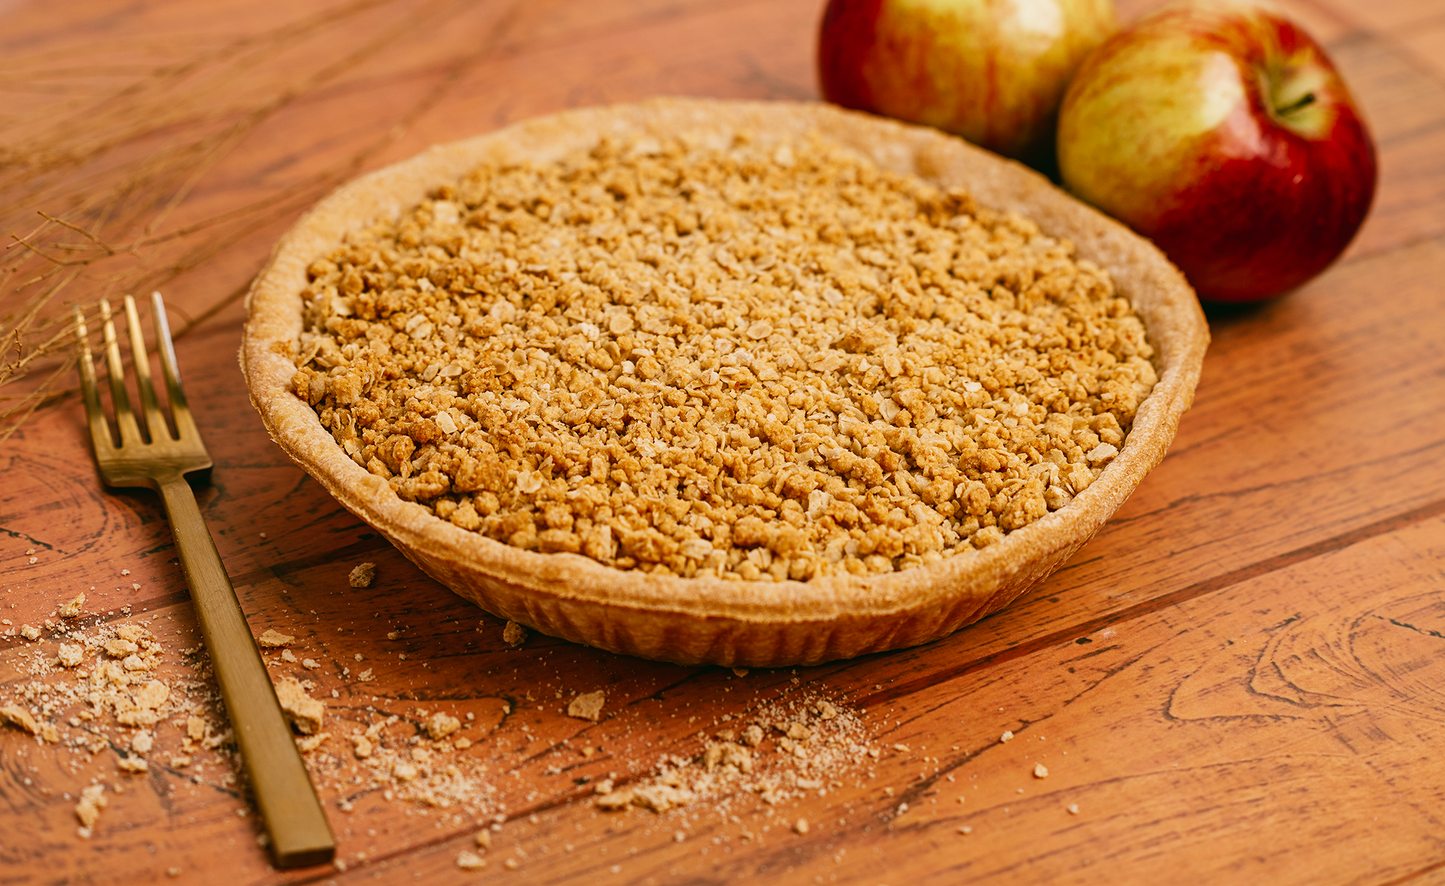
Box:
[0,0,522,445]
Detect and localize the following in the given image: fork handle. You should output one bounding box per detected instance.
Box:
[158,475,336,868]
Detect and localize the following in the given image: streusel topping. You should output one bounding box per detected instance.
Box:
[290,133,1156,581]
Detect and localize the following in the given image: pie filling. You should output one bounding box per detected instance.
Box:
[290,133,1157,582]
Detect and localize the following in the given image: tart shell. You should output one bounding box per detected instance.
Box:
[241,98,1208,666]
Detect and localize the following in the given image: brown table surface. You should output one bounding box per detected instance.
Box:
[3,0,1444,883]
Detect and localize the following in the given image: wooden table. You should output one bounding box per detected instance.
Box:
[2,0,1443,883]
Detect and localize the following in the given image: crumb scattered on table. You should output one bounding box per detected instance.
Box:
[58,593,86,619]
[567,691,605,722]
[257,629,295,648]
[424,712,461,740]
[594,694,871,817]
[273,677,325,735]
[0,704,39,735]
[348,562,376,588]
[502,620,527,648]
[456,850,486,870]
[75,784,107,833]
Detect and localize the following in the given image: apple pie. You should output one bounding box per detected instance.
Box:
[242,98,1207,666]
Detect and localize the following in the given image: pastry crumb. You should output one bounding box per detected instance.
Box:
[424,712,461,740]
[273,677,325,735]
[567,691,605,722]
[0,704,39,735]
[502,620,527,648]
[116,755,148,774]
[457,850,486,870]
[58,593,86,619]
[75,784,107,830]
[296,732,329,753]
[257,629,295,648]
[348,562,376,588]
[593,691,871,819]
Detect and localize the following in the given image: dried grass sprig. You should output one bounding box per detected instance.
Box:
[0,0,525,447]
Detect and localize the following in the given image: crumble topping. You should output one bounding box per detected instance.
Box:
[290,133,1156,581]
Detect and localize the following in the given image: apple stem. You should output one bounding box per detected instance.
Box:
[1275,92,1316,117]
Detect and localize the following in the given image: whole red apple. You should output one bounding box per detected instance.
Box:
[1056,1,1377,302]
[818,0,1116,163]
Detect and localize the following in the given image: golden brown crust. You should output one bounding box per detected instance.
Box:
[242,98,1208,666]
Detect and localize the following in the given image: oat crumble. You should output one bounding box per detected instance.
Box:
[290,133,1156,581]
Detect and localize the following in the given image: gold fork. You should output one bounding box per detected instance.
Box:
[75,292,334,868]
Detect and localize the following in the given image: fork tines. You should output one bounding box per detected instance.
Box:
[75,292,200,453]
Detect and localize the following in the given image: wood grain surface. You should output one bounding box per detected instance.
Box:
[2,0,1443,884]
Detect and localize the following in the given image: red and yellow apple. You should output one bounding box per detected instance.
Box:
[1056,1,1377,302]
[818,0,1117,163]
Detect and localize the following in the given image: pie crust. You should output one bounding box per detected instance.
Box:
[241,98,1208,666]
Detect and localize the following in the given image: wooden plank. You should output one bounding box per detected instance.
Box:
[1334,32,1445,260]
[306,513,1445,885]
[1396,15,1445,84]
[3,0,1445,882]
[1311,0,1443,31]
